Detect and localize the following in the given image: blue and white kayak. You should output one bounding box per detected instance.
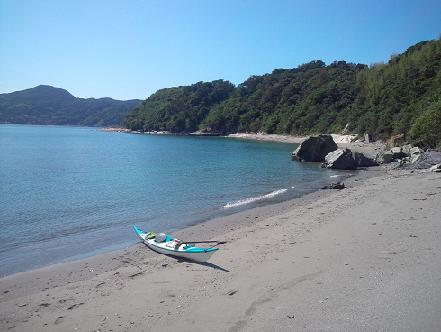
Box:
[133,226,219,263]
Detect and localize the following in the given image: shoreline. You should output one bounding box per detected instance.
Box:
[226,132,386,158]
[2,131,440,330]
[6,167,441,331]
[0,167,362,279]
[101,129,386,159]
[0,169,377,279]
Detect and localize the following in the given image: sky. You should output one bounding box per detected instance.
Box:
[1,0,440,100]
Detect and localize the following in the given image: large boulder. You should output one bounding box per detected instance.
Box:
[353,152,378,167]
[324,148,358,170]
[292,135,337,162]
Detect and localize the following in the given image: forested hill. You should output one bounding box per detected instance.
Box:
[0,85,140,127]
[125,38,441,148]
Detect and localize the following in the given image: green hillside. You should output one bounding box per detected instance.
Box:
[0,85,140,127]
[126,38,441,148]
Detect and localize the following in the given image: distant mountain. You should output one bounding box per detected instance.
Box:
[0,85,141,127]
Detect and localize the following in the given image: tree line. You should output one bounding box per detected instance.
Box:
[125,38,441,148]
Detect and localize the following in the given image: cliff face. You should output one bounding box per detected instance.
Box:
[0,85,140,127]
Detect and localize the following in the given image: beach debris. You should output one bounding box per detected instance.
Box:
[323,148,357,170]
[321,182,346,190]
[292,135,337,162]
[67,303,84,310]
[430,163,441,172]
[129,271,144,279]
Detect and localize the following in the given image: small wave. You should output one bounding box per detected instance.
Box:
[223,188,288,209]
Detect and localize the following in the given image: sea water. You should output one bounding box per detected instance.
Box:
[0,124,347,275]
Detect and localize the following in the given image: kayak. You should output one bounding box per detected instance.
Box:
[133,226,219,263]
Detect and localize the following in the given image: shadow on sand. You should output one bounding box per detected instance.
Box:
[141,242,229,272]
[176,258,229,272]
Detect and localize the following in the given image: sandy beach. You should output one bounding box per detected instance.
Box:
[1,165,440,331]
[227,133,386,158]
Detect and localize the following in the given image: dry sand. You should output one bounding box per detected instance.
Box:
[227,133,308,144]
[1,167,440,331]
[227,132,386,159]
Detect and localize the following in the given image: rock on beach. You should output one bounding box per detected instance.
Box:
[292,135,337,162]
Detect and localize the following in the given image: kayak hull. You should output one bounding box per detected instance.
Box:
[145,241,216,263]
[133,226,218,263]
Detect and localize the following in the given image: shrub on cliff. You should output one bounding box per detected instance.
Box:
[410,100,441,149]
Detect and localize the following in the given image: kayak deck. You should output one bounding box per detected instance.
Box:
[133,226,218,263]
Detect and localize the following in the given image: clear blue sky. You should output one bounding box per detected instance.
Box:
[1,0,440,100]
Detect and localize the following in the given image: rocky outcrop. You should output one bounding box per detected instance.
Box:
[375,145,423,165]
[292,135,337,162]
[323,149,358,170]
[353,152,378,167]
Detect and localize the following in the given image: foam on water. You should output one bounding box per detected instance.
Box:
[223,188,288,209]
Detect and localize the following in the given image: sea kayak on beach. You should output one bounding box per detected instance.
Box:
[133,226,219,263]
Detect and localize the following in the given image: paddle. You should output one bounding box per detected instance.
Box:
[181,240,227,245]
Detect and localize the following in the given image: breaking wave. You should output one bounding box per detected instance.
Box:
[223,188,288,209]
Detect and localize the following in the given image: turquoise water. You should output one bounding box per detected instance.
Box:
[0,124,346,275]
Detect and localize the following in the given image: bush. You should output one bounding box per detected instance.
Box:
[410,100,441,149]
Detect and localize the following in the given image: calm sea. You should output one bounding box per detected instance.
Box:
[0,124,347,275]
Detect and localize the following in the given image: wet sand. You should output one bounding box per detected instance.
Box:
[1,167,440,331]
